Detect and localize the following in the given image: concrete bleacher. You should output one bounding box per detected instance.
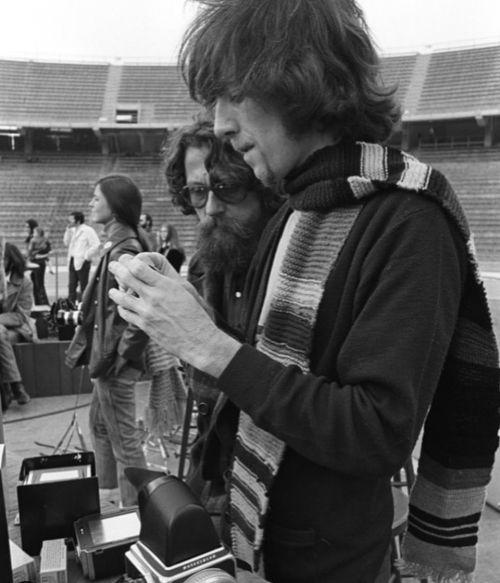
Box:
[1,43,500,267]
[417,44,500,116]
[417,147,500,265]
[1,42,499,128]
[379,53,419,110]
[0,59,109,125]
[118,65,202,125]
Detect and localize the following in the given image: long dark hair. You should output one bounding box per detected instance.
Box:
[4,242,26,279]
[95,174,151,251]
[180,0,400,143]
[163,113,283,215]
[159,224,185,256]
[25,218,38,243]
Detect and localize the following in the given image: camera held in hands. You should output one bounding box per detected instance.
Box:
[124,468,237,583]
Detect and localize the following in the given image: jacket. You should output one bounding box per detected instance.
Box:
[207,190,467,580]
[65,222,148,378]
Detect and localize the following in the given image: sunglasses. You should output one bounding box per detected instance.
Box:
[182,183,249,208]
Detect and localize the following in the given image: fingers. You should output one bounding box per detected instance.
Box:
[108,287,141,314]
[109,255,162,292]
[135,252,179,278]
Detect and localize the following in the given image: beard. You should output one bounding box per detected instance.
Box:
[195,213,266,274]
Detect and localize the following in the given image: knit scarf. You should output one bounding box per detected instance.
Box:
[229,141,500,582]
[144,341,187,437]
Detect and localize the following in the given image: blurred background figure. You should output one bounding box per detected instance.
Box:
[156,223,186,273]
[63,210,100,304]
[27,226,51,305]
[0,240,34,410]
[139,212,156,251]
[24,218,38,256]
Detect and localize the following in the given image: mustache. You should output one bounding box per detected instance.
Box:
[197,214,257,240]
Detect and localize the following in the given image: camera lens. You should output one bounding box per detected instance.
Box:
[185,568,237,583]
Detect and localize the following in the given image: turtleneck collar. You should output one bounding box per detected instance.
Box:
[284,140,363,211]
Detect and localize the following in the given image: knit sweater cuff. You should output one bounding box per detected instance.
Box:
[218,343,284,412]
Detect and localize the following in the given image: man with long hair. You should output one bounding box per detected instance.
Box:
[108,1,500,582]
[165,115,282,318]
[164,116,282,531]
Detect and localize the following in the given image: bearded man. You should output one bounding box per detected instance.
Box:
[163,115,282,527]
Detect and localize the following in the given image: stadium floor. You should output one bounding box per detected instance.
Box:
[2,268,500,582]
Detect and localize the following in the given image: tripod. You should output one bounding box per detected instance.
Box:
[35,367,89,455]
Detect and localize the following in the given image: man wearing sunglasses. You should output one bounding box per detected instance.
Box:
[163,115,282,530]
[165,116,282,328]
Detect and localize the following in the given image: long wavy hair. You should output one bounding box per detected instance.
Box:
[159,224,186,255]
[180,0,400,143]
[95,174,152,251]
[163,113,283,215]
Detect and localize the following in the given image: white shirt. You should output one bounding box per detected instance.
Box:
[64,223,100,271]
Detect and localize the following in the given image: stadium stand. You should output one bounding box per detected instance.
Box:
[118,65,201,124]
[0,59,109,125]
[418,148,500,264]
[379,52,419,111]
[1,42,500,269]
[417,44,500,117]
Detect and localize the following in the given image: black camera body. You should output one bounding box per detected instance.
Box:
[124,469,236,583]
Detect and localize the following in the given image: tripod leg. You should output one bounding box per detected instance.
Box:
[177,390,194,481]
[75,418,88,451]
[52,414,76,455]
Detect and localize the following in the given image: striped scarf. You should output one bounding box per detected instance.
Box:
[229,141,500,582]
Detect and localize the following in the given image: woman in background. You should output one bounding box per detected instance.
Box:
[66,174,150,508]
[24,218,38,253]
[27,226,51,305]
[157,223,186,273]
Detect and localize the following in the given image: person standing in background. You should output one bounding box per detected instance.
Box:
[139,212,157,252]
[65,175,150,508]
[27,226,51,305]
[156,224,186,273]
[24,218,38,256]
[63,211,100,304]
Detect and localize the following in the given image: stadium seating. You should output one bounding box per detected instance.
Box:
[417,44,500,116]
[118,65,201,124]
[1,42,500,268]
[379,53,418,109]
[418,147,500,263]
[0,59,109,125]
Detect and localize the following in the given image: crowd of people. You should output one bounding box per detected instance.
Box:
[2,1,500,583]
[0,204,187,413]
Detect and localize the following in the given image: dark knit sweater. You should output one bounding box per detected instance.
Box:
[215,144,476,582]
